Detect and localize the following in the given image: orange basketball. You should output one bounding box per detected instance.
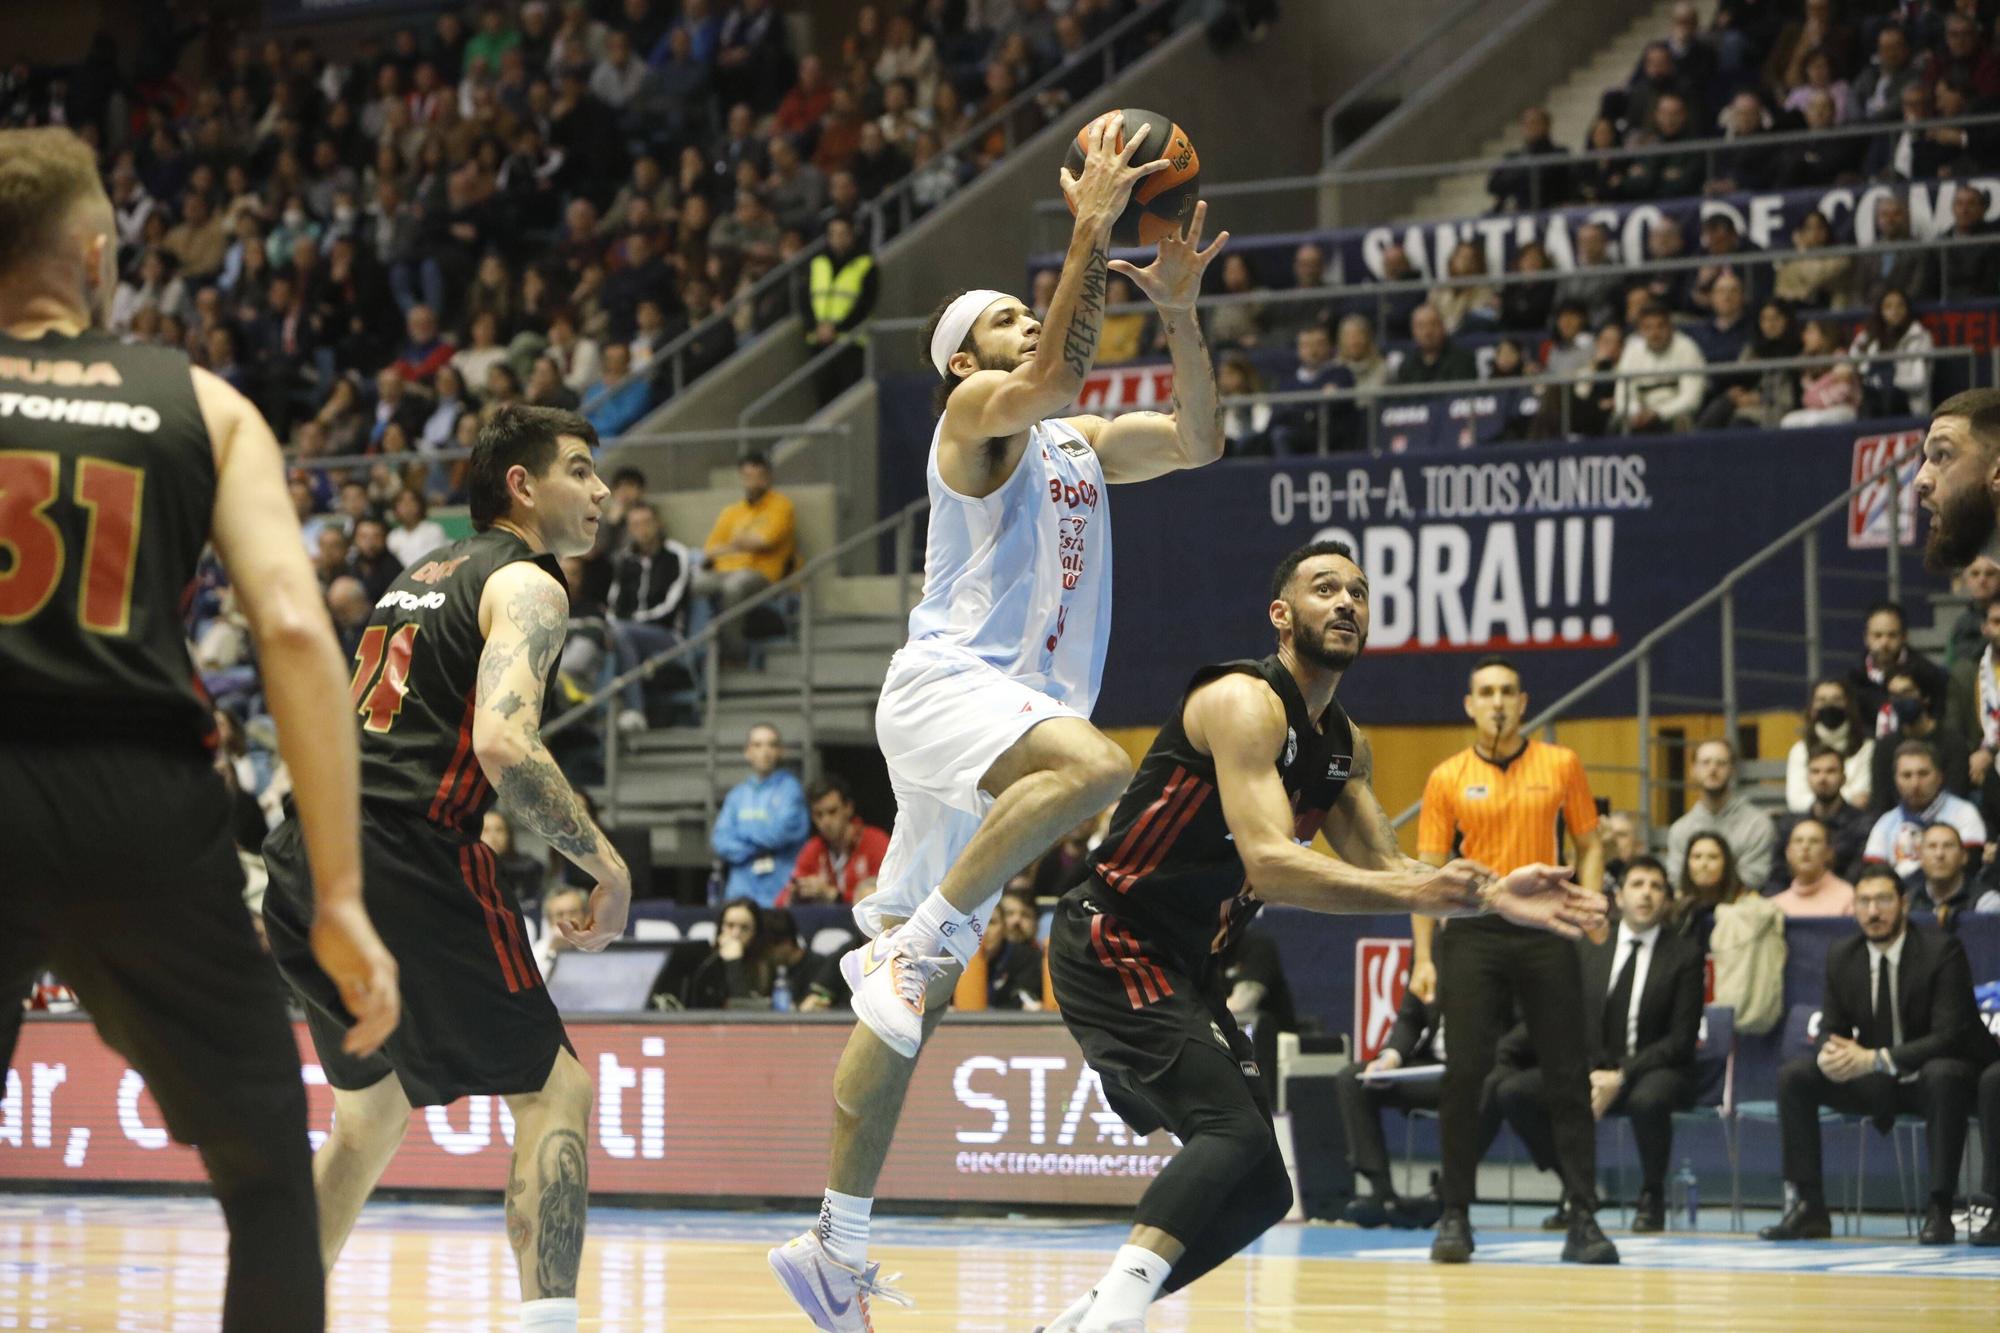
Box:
[1063,108,1200,247]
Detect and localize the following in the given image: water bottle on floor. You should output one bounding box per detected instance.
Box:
[772,964,793,1013]
[1672,1159,1699,1230]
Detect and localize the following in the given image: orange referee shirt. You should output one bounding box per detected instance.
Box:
[1417,740,1599,875]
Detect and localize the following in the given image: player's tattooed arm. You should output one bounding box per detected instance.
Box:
[1324,732,1429,873]
[1157,305,1224,465]
[1060,247,1109,378]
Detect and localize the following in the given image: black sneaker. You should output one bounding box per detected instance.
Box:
[1340,1195,1389,1228]
[1757,1199,1832,1241]
[1630,1189,1666,1234]
[1918,1199,1955,1246]
[1562,1207,1620,1264]
[1971,1210,2000,1247]
[1430,1209,1474,1264]
[1540,1200,1571,1232]
[1385,1192,1443,1230]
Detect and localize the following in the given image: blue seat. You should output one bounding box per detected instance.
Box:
[1609,1003,1740,1230]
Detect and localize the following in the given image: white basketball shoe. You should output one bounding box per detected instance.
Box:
[839,926,950,1059]
[768,1230,913,1331]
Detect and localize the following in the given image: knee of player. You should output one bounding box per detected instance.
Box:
[1075,737,1133,805]
[1251,1150,1294,1224]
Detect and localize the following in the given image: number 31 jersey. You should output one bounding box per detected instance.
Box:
[0,330,217,750]
[353,527,564,836]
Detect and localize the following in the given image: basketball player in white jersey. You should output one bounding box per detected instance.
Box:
[769,114,1229,1327]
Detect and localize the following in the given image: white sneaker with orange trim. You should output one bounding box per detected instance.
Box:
[767,1230,913,1331]
[839,926,949,1059]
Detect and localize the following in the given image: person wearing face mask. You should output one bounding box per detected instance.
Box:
[1867,670,1971,814]
[1784,676,1874,813]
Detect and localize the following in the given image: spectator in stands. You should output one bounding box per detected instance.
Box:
[1487,106,1571,212]
[607,500,694,734]
[710,724,809,908]
[313,525,353,591]
[1906,822,1982,932]
[1850,599,1951,724]
[1499,854,1701,1235]
[1776,88,1862,187]
[529,887,590,983]
[580,342,655,438]
[347,515,403,602]
[764,136,827,233]
[1207,253,1265,349]
[874,11,939,109]
[1217,355,1273,457]
[1780,318,1863,428]
[1620,94,1705,200]
[686,897,771,1009]
[161,190,228,282]
[1270,323,1356,455]
[1613,303,1706,433]
[387,488,447,566]
[1787,680,1875,813]
[1771,818,1857,916]
[1865,81,1952,180]
[1333,314,1389,393]
[1934,11,2000,101]
[1670,830,1748,950]
[781,774,889,907]
[1553,222,1623,328]
[1372,244,1426,341]
[714,0,792,113]
[1941,186,2000,299]
[1773,210,1855,307]
[1861,196,1938,306]
[1624,42,1694,139]
[1636,217,1692,313]
[984,887,1045,1011]
[326,575,373,661]
[1691,215,1765,312]
[546,312,602,398]
[111,248,187,334]
[1853,23,1919,121]
[1667,738,1776,888]
[1498,242,1555,334]
[907,128,964,215]
[1865,739,1987,876]
[1929,75,2000,175]
[1759,864,1986,1245]
[1850,288,1937,418]
[1428,242,1499,336]
[1871,667,1971,808]
[1943,554,2000,671]
[1598,811,1642,888]
[695,453,795,661]
[1707,91,1778,193]
[483,810,549,905]
[1688,272,1750,366]
[1573,116,1628,204]
[1394,303,1478,388]
[805,214,876,401]
[1532,321,1624,439]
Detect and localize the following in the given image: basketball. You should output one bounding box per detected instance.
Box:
[1063,107,1200,247]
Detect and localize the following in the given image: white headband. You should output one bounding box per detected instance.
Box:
[930,289,1010,378]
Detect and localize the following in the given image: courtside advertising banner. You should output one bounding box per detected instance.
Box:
[1352,938,1412,1063]
[0,1018,1174,1207]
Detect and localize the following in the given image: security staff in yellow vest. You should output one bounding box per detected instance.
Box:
[807,215,879,403]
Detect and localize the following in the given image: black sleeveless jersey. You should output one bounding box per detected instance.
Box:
[352,527,564,836]
[0,329,217,750]
[1085,655,1356,967]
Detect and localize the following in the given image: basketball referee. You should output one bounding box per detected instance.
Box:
[1410,656,1616,1265]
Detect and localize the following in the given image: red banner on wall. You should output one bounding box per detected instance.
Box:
[1075,363,1174,412]
[1352,938,1412,1063]
[0,1018,1175,1206]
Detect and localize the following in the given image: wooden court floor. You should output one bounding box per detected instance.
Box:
[0,1195,1995,1331]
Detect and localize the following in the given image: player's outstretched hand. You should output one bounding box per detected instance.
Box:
[1482,863,1607,939]
[311,899,402,1057]
[558,881,632,952]
[1058,111,1170,230]
[1408,857,1495,919]
[1109,199,1228,313]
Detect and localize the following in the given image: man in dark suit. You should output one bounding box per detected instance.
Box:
[1975,1043,2000,1245]
[1332,982,1512,1228]
[1496,856,1702,1231]
[1761,866,1990,1244]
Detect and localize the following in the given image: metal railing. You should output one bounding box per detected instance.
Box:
[283,422,850,480]
[1038,111,2000,245]
[621,0,1172,416]
[1320,0,1518,162]
[1384,440,1925,833]
[545,497,932,828]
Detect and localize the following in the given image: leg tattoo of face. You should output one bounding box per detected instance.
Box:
[535,1129,589,1297]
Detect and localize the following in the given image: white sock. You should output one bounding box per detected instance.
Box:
[818,1188,873,1269]
[1046,1287,1098,1331]
[520,1296,578,1332]
[904,888,983,966]
[1078,1245,1171,1328]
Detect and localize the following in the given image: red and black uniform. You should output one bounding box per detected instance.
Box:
[263,528,573,1106]
[0,328,321,1329]
[1049,654,1353,1294]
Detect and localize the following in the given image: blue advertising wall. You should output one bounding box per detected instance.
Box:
[875,380,1926,728]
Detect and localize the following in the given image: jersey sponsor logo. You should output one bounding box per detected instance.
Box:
[0,357,123,387]
[1464,784,1489,799]
[407,555,472,585]
[1208,1021,1231,1051]
[1327,754,1352,780]
[1283,726,1298,768]
[376,589,447,611]
[1053,434,1092,457]
[0,393,159,432]
[1047,477,1099,510]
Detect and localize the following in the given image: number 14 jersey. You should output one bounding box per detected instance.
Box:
[353,527,564,835]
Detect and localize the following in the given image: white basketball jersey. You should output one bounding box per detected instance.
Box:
[903,416,1113,713]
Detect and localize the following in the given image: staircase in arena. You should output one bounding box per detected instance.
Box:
[1401,0,1683,223]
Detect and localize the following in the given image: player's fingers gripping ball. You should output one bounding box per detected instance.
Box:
[1064,107,1200,247]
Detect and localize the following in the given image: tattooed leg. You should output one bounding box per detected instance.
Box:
[503,1049,596,1301]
